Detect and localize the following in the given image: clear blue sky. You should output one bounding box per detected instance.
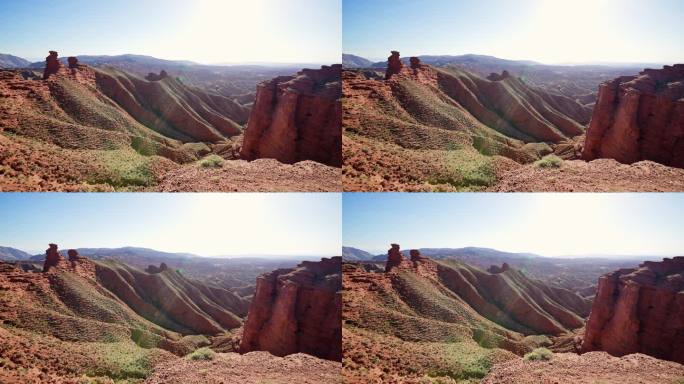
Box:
[0,0,341,64]
[0,193,341,257]
[343,0,684,64]
[343,193,684,257]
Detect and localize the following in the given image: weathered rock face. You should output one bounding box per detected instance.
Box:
[582,257,684,363]
[409,249,427,262]
[385,244,405,272]
[42,51,61,79]
[409,57,423,74]
[145,262,168,274]
[385,51,403,80]
[487,70,511,81]
[42,243,63,272]
[145,70,168,81]
[240,65,342,166]
[67,57,81,69]
[67,249,85,262]
[582,64,684,168]
[240,257,341,361]
[487,263,511,274]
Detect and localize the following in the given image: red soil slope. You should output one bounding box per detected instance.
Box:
[95,259,249,335]
[582,256,684,363]
[241,65,342,166]
[240,257,342,361]
[583,64,684,167]
[343,243,595,382]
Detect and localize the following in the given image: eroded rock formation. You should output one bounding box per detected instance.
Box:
[240,257,342,361]
[582,257,684,363]
[582,65,684,167]
[409,249,427,262]
[487,263,510,274]
[409,57,423,74]
[487,70,511,81]
[42,243,63,272]
[385,244,405,272]
[145,262,168,274]
[240,65,342,166]
[42,51,61,79]
[67,57,82,70]
[385,51,403,80]
[145,70,168,81]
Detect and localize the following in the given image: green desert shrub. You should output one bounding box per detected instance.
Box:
[534,155,563,168]
[188,347,215,361]
[524,347,554,361]
[199,154,225,168]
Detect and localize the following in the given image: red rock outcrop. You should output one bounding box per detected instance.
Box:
[240,257,341,361]
[240,65,341,166]
[385,244,406,272]
[582,64,684,167]
[42,243,63,272]
[487,263,511,274]
[145,262,168,274]
[42,51,61,79]
[409,57,423,74]
[67,57,82,69]
[145,70,168,81]
[582,256,684,363]
[385,51,403,80]
[409,249,427,262]
[487,70,511,81]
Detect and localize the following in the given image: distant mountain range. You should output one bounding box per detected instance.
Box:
[0,53,30,68]
[0,246,33,261]
[342,54,373,68]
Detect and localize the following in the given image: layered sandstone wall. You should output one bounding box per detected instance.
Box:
[582,65,684,167]
[240,65,342,166]
[582,257,684,363]
[240,257,342,361]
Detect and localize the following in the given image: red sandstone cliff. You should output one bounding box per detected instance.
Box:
[240,65,342,166]
[582,256,684,363]
[239,257,342,361]
[582,64,684,167]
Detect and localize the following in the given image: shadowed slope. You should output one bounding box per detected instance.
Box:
[343,60,591,191]
[343,250,592,382]
[95,67,248,142]
[95,259,248,335]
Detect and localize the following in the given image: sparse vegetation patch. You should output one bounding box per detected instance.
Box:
[524,347,554,361]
